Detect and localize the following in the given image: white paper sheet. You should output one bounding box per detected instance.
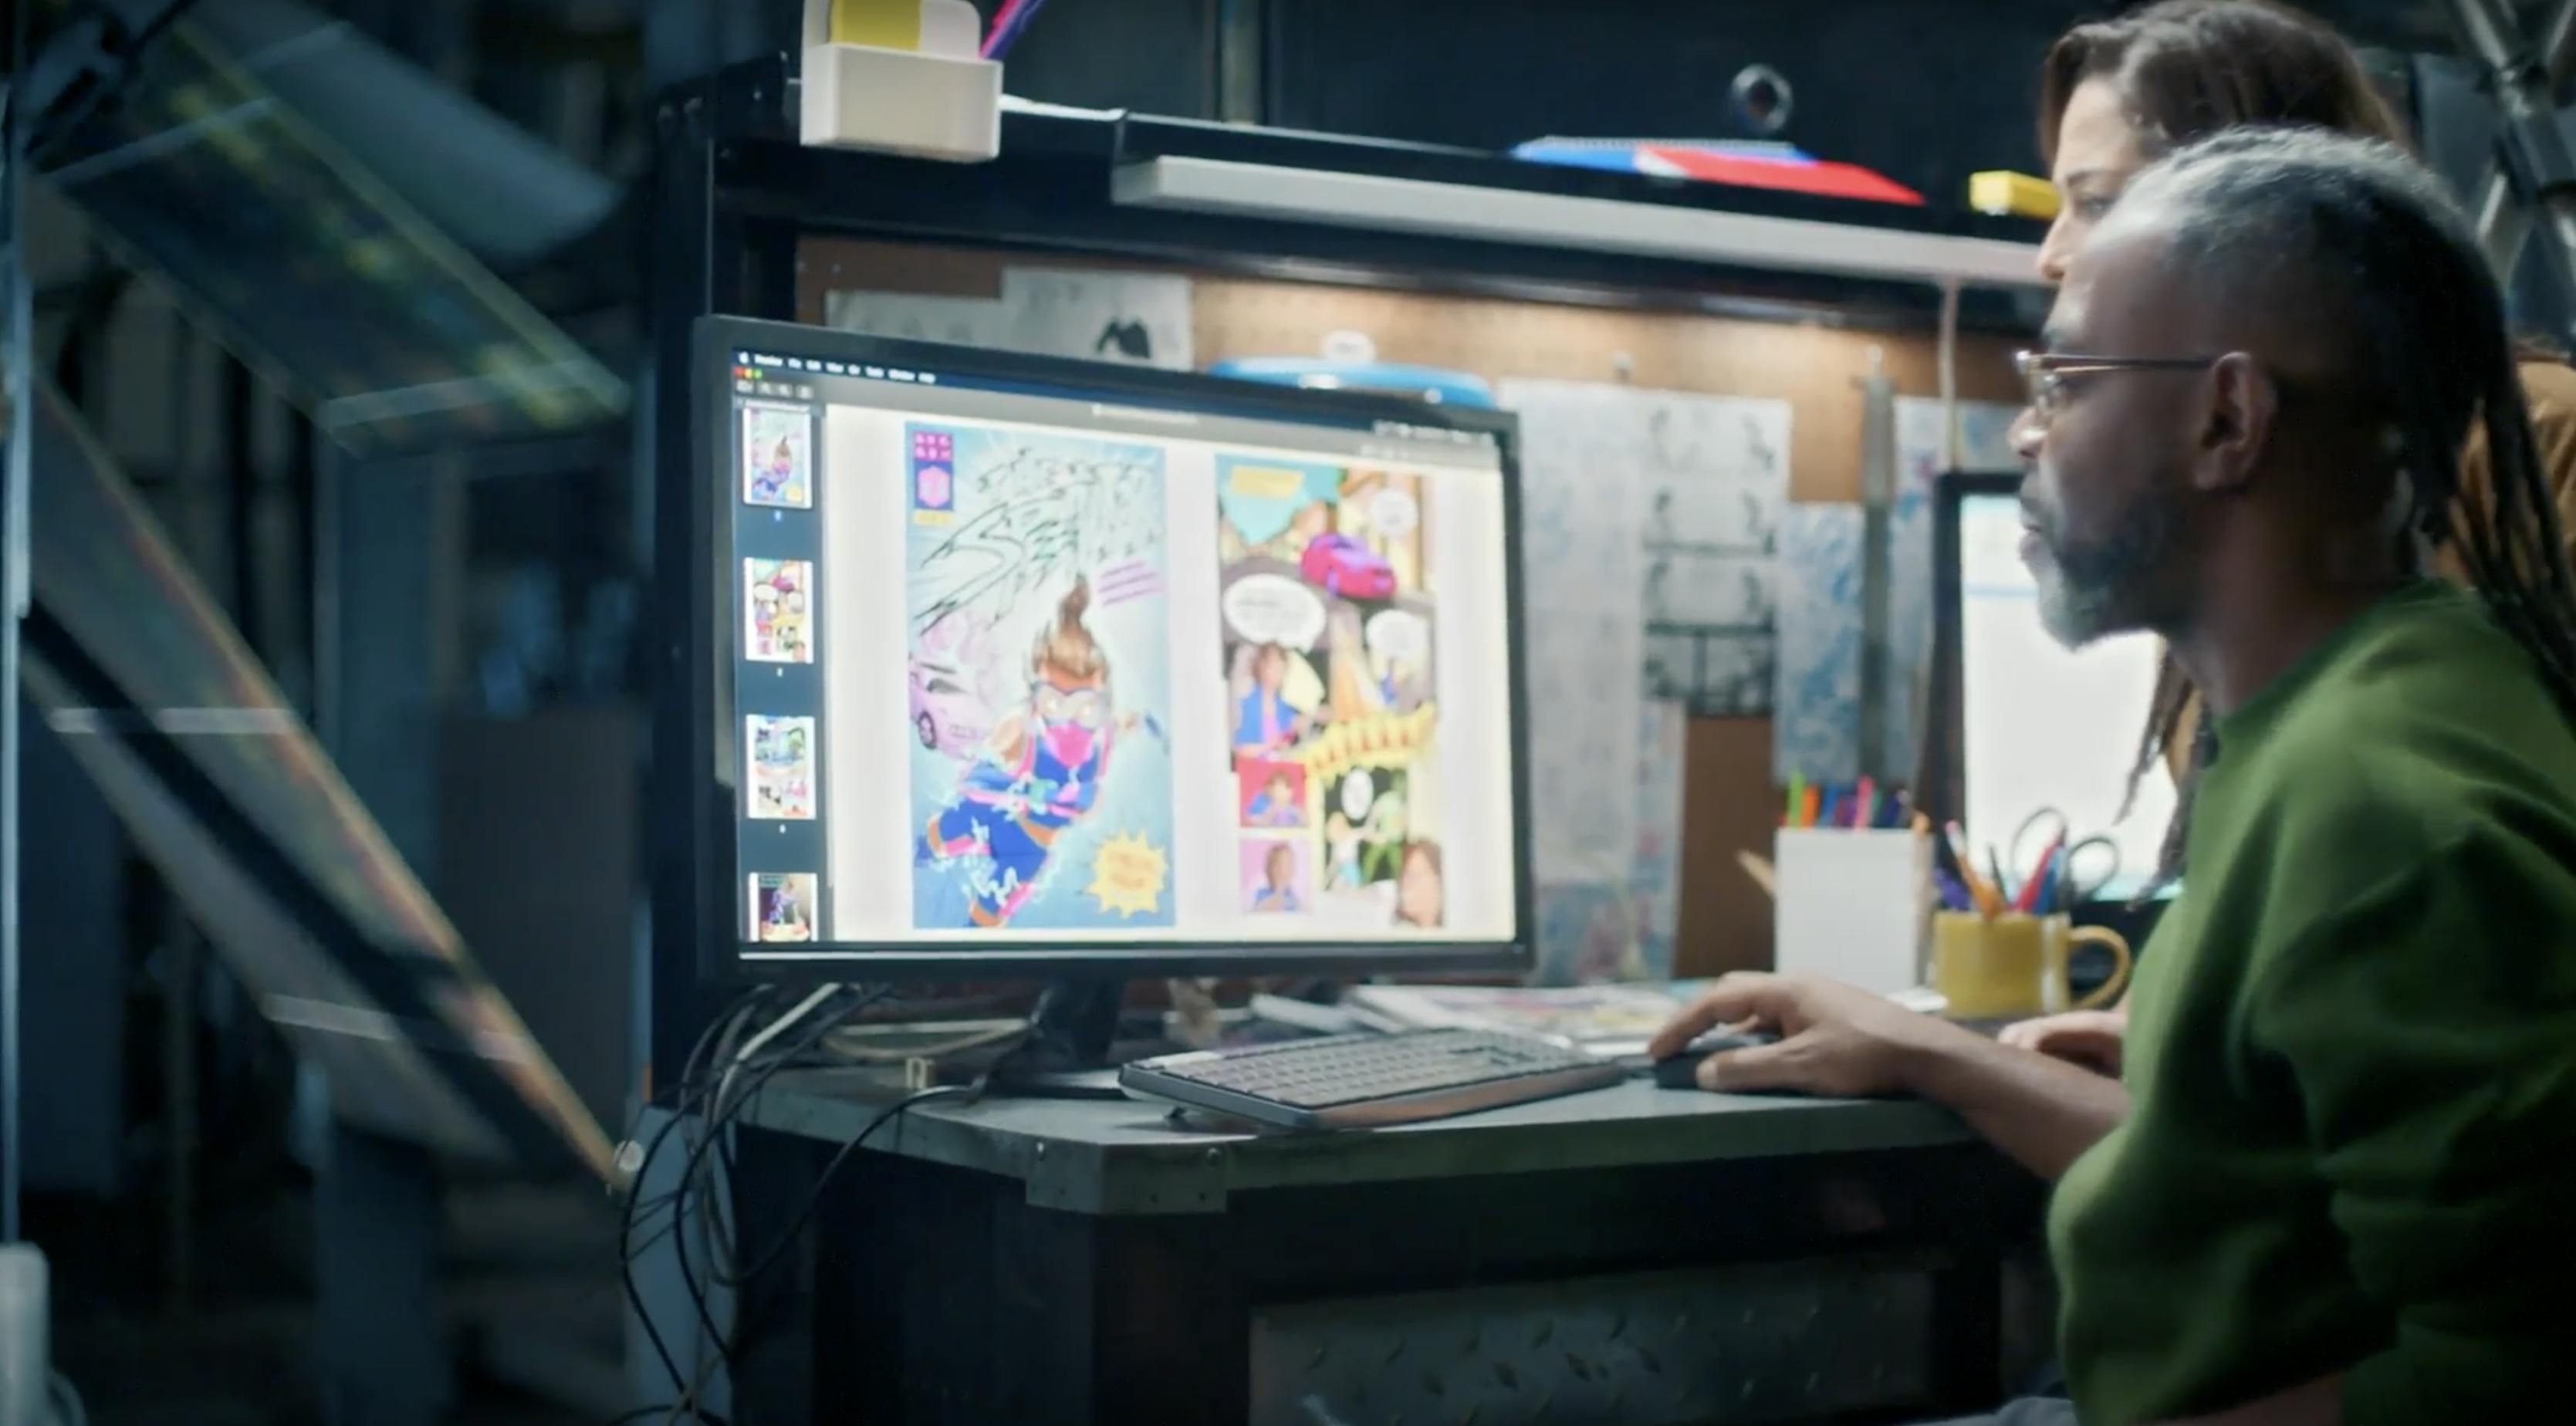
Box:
[1885,397,2020,769]
[1773,502,1865,783]
[820,289,1003,348]
[1631,698,1689,981]
[1496,379,1649,886]
[998,268,1195,369]
[825,266,1195,369]
[1771,397,2021,782]
[1638,393,1793,715]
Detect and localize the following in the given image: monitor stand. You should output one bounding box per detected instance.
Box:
[983,978,1134,1100]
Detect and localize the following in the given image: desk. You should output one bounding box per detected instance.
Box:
[728,1076,2046,1424]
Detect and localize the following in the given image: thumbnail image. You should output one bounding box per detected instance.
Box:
[749,873,818,942]
[908,425,1176,931]
[742,401,813,509]
[744,558,814,664]
[1242,839,1310,914]
[745,714,816,820]
[1236,759,1308,829]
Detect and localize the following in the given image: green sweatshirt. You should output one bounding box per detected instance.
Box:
[2050,582,2576,1426]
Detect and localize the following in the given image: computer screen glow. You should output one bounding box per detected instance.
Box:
[723,350,1521,958]
[1957,494,2178,898]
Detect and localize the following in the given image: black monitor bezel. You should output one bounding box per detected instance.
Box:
[684,315,1536,983]
[1929,470,2018,826]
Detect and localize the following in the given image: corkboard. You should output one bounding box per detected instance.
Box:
[800,238,2028,977]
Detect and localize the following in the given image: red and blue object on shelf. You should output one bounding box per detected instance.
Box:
[1512,137,1925,207]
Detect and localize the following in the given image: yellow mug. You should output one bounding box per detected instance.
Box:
[1931,911,2131,1021]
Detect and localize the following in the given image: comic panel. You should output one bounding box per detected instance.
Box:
[905,423,1176,931]
[744,558,814,664]
[1393,838,1445,930]
[1320,765,1409,892]
[1235,758,1309,830]
[748,872,819,942]
[745,715,816,820]
[741,402,813,510]
[1242,838,1312,914]
[1217,461,1439,740]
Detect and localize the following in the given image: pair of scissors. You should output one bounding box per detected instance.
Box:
[2009,806,2123,907]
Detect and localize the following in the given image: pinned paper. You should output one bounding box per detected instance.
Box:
[827,266,1195,370]
[1771,397,2022,782]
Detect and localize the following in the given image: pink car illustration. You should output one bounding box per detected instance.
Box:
[1299,532,1396,600]
[908,651,992,757]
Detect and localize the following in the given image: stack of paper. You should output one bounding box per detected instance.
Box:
[1344,982,1708,1059]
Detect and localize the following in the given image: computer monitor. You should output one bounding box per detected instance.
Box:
[684,317,1531,980]
[1935,472,2177,902]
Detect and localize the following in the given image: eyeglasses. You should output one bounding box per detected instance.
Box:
[2015,350,2220,423]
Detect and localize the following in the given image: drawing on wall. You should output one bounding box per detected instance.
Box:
[827,267,1195,370]
[1773,502,1868,783]
[1637,394,1792,717]
[1530,698,1691,985]
[1494,379,1648,888]
[1773,397,2022,782]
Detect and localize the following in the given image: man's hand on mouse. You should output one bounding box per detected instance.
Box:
[1648,972,1949,1097]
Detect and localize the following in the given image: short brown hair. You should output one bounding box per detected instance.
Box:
[2038,0,2407,165]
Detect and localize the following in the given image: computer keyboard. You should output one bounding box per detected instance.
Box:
[1118,1029,1624,1130]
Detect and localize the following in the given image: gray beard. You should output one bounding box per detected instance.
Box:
[2033,561,2125,649]
[2027,497,2184,650]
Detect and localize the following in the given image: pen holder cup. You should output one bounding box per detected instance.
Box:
[1773,829,1929,995]
[798,42,1003,161]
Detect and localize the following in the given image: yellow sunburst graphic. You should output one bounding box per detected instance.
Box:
[1086,832,1168,918]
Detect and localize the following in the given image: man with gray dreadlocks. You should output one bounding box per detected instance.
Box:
[1653,126,2576,1426]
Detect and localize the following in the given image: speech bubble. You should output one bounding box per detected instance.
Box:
[1223,573,1329,651]
[1340,769,1376,823]
[1368,488,1420,536]
[1086,832,1169,919]
[1364,609,1431,667]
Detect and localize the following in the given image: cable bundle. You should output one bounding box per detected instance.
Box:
[614,985,1026,1424]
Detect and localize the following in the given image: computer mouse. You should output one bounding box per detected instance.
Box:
[1650,1030,1780,1090]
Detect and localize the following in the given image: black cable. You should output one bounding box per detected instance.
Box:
[618,1082,705,1402]
[623,985,977,1417]
[668,999,789,1364]
[640,998,784,1398]
[619,985,888,1421]
[666,989,886,1372]
[617,991,768,1403]
[723,1085,972,1292]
